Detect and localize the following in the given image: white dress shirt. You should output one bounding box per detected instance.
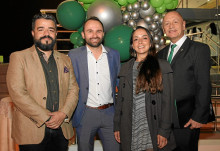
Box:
[167,35,187,60]
[86,45,113,107]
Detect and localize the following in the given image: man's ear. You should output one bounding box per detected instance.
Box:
[31,30,34,37]
[183,20,186,30]
[81,31,85,39]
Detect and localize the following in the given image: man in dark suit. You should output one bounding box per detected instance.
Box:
[157,11,215,151]
[68,17,120,151]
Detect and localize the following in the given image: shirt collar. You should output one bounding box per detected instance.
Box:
[170,35,187,48]
[86,44,107,54]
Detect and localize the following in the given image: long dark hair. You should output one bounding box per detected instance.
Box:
[131,26,163,94]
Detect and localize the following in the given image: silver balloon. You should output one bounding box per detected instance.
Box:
[141,1,150,10]
[139,5,155,18]
[153,35,160,44]
[153,13,160,22]
[128,19,136,28]
[159,38,166,46]
[127,4,133,12]
[143,16,152,24]
[150,31,155,37]
[155,43,160,50]
[153,28,160,34]
[133,2,140,11]
[150,22,158,31]
[131,11,139,20]
[158,17,163,25]
[122,12,130,22]
[136,19,149,29]
[87,0,122,32]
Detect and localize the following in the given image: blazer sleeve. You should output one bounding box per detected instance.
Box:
[191,43,212,123]
[6,52,50,127]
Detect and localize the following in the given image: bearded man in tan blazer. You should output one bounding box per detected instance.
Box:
[6,13,79,151]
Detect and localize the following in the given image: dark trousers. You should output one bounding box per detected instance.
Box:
[173,128,200,151]
[19,127,68,151]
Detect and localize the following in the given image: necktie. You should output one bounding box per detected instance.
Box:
[167,44,177,63]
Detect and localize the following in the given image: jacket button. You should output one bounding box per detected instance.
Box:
[86,87,88,90]
[43,97,47,100]
[123,83,125,88]
[154,115,157,120]
[152,100,156,105]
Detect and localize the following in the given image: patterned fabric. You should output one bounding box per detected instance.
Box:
[131,62,153,151]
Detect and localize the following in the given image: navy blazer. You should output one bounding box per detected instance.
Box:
[157,37,215,128]
[68,46,120,127]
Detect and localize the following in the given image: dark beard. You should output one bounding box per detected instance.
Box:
[86,37,103,48]
[34,36,56,51]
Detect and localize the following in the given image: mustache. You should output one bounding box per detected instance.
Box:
[40,35,53,40]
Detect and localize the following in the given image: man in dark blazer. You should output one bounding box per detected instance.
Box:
[68,17,120,151]
[157,11,215,151]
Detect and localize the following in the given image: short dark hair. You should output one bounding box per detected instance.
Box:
[32,13,57,30]
[82,16,104,32]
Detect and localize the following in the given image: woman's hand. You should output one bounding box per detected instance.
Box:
[157,135,167,149]
[114,131,121,143]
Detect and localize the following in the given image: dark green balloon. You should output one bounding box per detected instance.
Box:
[56,0,86,30]
[76,37,85,46]
[70,32,81,44]
[104,25,133,61]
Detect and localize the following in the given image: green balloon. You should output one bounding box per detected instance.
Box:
[56,0,86,30]
[127,0,136,4]
[83,3,91,11]
[78,0,95,4]
[173,0,178,9]
[104,25,133,61]
[150,0,164,8]
[74,44,80,48]
[156,4,166,14]
[164,0,172,4]
[118,0,127,6]
[166,2,174,9]
[76,37,85,46]
[70,32,81,44]
[77,25,83,33]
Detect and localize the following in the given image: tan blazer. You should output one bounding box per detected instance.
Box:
[6,45,79,145]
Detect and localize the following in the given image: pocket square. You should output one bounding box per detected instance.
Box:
[64,66,69,73]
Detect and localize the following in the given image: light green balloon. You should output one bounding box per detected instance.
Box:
[164,0,172,4]
[118,0,127,6]
[150,0,164,8]
[156,4,166,14]
[173,0,178,9]
[166,2,174,9]
[127,0,136,4]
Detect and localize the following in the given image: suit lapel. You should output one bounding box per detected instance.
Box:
[171,37,190,65]
[53,51,62,92]
[30,46,46,85]
[106,47,114,85]
[79,46,89,84]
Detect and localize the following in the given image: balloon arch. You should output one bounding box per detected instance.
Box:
[56,0,178,61]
